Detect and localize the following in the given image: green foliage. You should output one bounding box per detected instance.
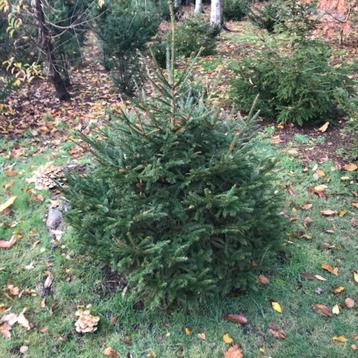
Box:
[62,39,286,310]
[224,0,250,21]
[230,42,355,125]
[248,0,284,32]
[153,17,219,67]
[94,0,161,94]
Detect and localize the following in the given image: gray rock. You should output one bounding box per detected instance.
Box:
[46,208,63,230]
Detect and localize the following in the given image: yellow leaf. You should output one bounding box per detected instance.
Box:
[314,274,327,281]
[318,122,329,133]
[321,263,339,276]
[183,327,191,336]
[353,271,358,283]
[342,163,357,171]
[0,196,16,214]
[333,286,344,294]
[332,336,347,343]
[223,333,234,344]
[339,209,347,217]
[332,304,340,315]
[271,301,282,313]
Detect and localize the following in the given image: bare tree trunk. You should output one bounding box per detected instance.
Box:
[194,0,203,14]
[35,0,70,101]
[210,0,223,28]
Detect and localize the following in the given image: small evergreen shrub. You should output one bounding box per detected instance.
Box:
[62,39,286,310]
[153,17,219,66]
[248,0,284,32]
[94,0,161,94]
[230,42,355,125]
[224,0,250,21]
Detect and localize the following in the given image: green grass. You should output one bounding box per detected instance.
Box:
[0,133,357,358]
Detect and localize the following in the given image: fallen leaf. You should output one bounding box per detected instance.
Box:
[224,344,243,358]
[352,344,358,351]
[271,302,282,313]
[300,272,316,280]
[0,322,11,339]
[268,322,286,340]
[44,272,54,289]
[197,332,206,340]
[311,184,328,194]
[304,216,313,226]
[6,284,20,297]
[320,210,338,216]
[5,169,18,177]
[318,121,329,132]
[183,327,191,336]
[257,275,270,285]
[332,304,340,315]
[19,346,28,354]
[342,163,357,171]
[17,309,31,330]
[103,347,119,358]
[224,313,248,325]
[354,271,358,283]
[332,336,347,343]
[344,298,355,309]
[301,203,313,210]
[319,242,335,250]
[223,333,234,344]
[333,286,344,294]
[353,202,358,208]
[312,304,332,317]
[321,263,339,276]
[0,196,17,214]
[0,235,17,249]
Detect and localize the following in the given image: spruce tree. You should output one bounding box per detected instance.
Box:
[62,2,286,310]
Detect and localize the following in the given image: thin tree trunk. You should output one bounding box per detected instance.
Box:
[35,0,70,101]
[194,0,203,14]
[210,0,223,28]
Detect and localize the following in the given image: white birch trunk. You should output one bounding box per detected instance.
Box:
[194,0,203,14]
[210,0,223,28]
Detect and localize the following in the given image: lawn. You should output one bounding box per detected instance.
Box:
[1,14,357,358]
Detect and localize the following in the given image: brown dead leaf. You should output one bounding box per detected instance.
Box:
[344,298,355,309]
[321,263,339,276]
[312,304,332,317]
[257,274,270,285]
[6,284,20,297]
[318,121,329,133]
[224,313,248,325]
[301,203,313,210]
[224,345,243,358]
[5,169,18,177]
[342,163,357,171]
[320,210,338,216]
[352,202,358,208]
[44,272,54,289]
[310,185,328,198]
[0,235,17,249]
[268,322,286,340]
[103,347,119,358]
[304,216,313,226]
[320,242,335,250]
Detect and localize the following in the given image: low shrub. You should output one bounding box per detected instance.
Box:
[153,17,219,67]
[230,42,355,125]
[62,43,286,311]
[94,0,161,94]
[224,0,250,21]
[248,0,284,32]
